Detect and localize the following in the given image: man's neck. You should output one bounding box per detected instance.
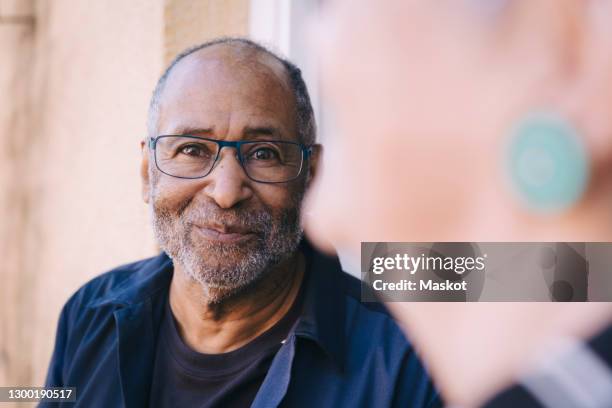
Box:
[168,251,305,354]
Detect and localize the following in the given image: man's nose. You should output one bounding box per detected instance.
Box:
[202,148,253,209]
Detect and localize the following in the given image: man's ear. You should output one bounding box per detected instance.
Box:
[306,144,323,188]
[140,140,151,204]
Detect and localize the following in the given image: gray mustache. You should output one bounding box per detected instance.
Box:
[184,208,272,232]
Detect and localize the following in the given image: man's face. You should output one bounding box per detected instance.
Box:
[142,46,309,301]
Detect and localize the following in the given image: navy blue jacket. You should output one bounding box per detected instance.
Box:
[43,242,441,407]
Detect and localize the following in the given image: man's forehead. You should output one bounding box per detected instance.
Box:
[165,43,290,91]
[156,43,297,139]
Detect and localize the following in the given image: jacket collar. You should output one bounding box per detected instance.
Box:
[88,253,174,308]
[294,239,346,371]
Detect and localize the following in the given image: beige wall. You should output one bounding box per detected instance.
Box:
[0,0,249,391]
[0,0,36,390]
[165,0,249,64]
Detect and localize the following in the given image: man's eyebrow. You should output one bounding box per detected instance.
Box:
[171,126,214,135]
[243,126,283,139]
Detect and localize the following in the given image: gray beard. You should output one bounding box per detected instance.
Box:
[150,193,303,303]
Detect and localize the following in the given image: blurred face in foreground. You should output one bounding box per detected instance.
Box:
[305,0,612,406]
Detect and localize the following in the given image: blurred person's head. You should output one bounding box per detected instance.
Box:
[140,38,319,303]
[306,0,612,250]
[305,1,612,406]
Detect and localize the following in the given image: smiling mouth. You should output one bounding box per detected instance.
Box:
[193,224,257,243]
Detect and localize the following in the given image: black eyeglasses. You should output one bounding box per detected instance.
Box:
[148,135,313,183]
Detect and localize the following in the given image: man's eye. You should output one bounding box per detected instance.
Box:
[250,148,279,161]
[179,144,207,157]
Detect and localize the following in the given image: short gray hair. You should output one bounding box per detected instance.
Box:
[147,37,316,146]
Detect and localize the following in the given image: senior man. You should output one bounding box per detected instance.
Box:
[42,38,440,408]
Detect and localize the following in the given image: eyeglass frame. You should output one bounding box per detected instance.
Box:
[148,135,315,184]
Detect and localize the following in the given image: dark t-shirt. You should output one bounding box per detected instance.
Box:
[148,282,304,408]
